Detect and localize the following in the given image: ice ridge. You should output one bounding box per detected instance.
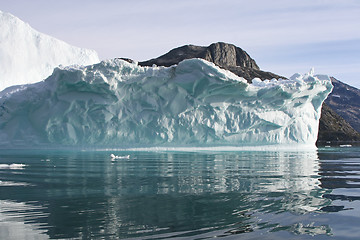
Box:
[0,10,99,91]
[0,58,333,149]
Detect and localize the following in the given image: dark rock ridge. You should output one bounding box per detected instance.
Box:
[317,104,360,143]
[140,42,259,68]
[325,77,360,133]
[137,42,360,143]
[139,42,285,82]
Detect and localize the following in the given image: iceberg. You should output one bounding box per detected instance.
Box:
[0,10,99,91]
[0,58,333,149]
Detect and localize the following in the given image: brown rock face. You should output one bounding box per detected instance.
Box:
[205,42,260,69]
[324,77,360,133]
[139,42,284,82]
[317,104,360,144]
[139,42,259,68]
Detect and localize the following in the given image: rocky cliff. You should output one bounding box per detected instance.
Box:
[139,42,285,82]
[317,104,360,143]
[325,77,360,133]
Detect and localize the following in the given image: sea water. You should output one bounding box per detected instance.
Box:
[1,147,360,239]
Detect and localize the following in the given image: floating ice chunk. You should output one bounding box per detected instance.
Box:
[110,154,130,160]
[339,144,352,148]
[0,59,333,149]
[0,180,31,186]
[0,164,27,169]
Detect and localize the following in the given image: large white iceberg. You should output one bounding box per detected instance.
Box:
[0,58,333,149]
[0,10,99,91]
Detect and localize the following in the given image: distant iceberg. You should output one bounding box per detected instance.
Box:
[0,10,99,91]
[0,58,333,149]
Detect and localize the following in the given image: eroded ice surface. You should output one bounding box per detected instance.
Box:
[0,59,332,149]
[0,10,99,91]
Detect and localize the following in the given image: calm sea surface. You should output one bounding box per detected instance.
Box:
[1,147,360,239]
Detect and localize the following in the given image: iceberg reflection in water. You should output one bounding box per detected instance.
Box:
[1,149,360,239]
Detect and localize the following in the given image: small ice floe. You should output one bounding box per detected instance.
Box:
[0,180,31,186]
[0,164,27,169]
[110,154,130,160]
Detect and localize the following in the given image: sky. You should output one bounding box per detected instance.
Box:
[1,0,360,88]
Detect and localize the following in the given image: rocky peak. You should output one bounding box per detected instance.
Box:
[139,42,281,81]
[139,42,259,70]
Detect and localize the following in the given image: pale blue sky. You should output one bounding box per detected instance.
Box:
[1,0,360,88]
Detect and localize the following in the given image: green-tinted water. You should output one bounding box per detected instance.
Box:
[1,148,360,239]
